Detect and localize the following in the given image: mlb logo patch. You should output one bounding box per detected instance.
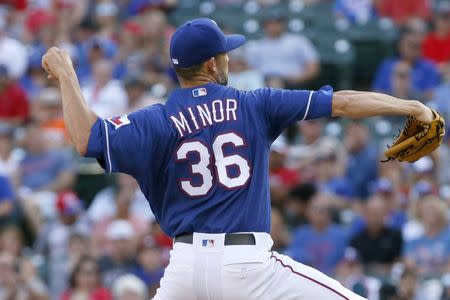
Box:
[202,239,215,247]
[192,88,207,97]
[107,115,131,129]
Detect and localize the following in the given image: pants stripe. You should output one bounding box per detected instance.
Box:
[270,252,349,300]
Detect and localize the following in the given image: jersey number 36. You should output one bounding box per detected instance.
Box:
[176,132,251,197]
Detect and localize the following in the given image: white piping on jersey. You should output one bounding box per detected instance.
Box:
[301,91,314,121]
[103,119,112,173]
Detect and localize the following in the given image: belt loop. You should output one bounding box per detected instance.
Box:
[254,232,262,251]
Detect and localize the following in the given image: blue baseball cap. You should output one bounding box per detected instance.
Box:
[170,18,246,68]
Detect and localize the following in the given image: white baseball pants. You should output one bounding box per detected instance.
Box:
[152,233,367,300]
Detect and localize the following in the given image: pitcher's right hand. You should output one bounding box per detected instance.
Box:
[41,47,75,81]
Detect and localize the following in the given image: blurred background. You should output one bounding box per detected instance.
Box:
[0,0,449,299]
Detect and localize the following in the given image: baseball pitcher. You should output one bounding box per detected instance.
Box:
[42,18,444,300]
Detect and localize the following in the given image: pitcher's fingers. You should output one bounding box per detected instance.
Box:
[41,55,48,69]
[42,60,53,74]
[42,63,56,80]
[42,60,51,72]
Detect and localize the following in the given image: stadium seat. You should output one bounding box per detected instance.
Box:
[168,11,200,27]
[346,18,399,89]
[74,159,115,206]
[211,5,245,31]
[288,2,334,28]
[167,0,202,26]
[305,30,355,90]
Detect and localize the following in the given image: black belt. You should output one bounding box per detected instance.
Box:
[174,233,256,246]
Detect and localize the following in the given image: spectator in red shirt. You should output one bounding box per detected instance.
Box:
[0,0,27,10]
[61,256,112,300]
[269,136,300,205]
[270,137,300,186]
[0,65,29,124]
[422,2,450,71]
[376,0,431,25]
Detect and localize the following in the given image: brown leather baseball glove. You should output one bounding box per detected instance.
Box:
[383,109,445,163]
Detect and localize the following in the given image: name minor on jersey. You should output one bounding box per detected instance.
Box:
[170,99,238,137]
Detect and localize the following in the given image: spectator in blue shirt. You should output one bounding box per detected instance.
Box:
[315,150,356,201]
[334,0,377,24]
[245,11,320,87]
[430,63,450,122]
[20,47,49,101]
[403,196,450,279]
[351,177,409,235]
[19,124,75,192]
[0,175,14,224]
[372,30,441,100]
[286,192,350,275]
[76,37,118,86]
[344,121,378,200]
[121,0,178,18]
[133,241,165,297]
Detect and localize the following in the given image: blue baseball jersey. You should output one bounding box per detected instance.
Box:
[86,83,333,237]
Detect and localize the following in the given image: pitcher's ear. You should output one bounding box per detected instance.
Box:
[206,57,217,73]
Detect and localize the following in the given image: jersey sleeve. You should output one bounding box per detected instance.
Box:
[254,85,334,139]
[84,106,160,176]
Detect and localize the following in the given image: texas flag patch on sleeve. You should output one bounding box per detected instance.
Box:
[107,115,131,129]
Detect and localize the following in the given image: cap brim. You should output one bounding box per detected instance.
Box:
[224,34,246,52]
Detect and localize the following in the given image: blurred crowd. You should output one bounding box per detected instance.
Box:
[0,0,449,300]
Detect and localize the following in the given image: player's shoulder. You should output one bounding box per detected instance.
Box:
[125,103,171,131]
[220,84,247,101]
[132,102,166,116]
[124,103,152,120]
[227,85,271,99]
[224,86,272,111]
